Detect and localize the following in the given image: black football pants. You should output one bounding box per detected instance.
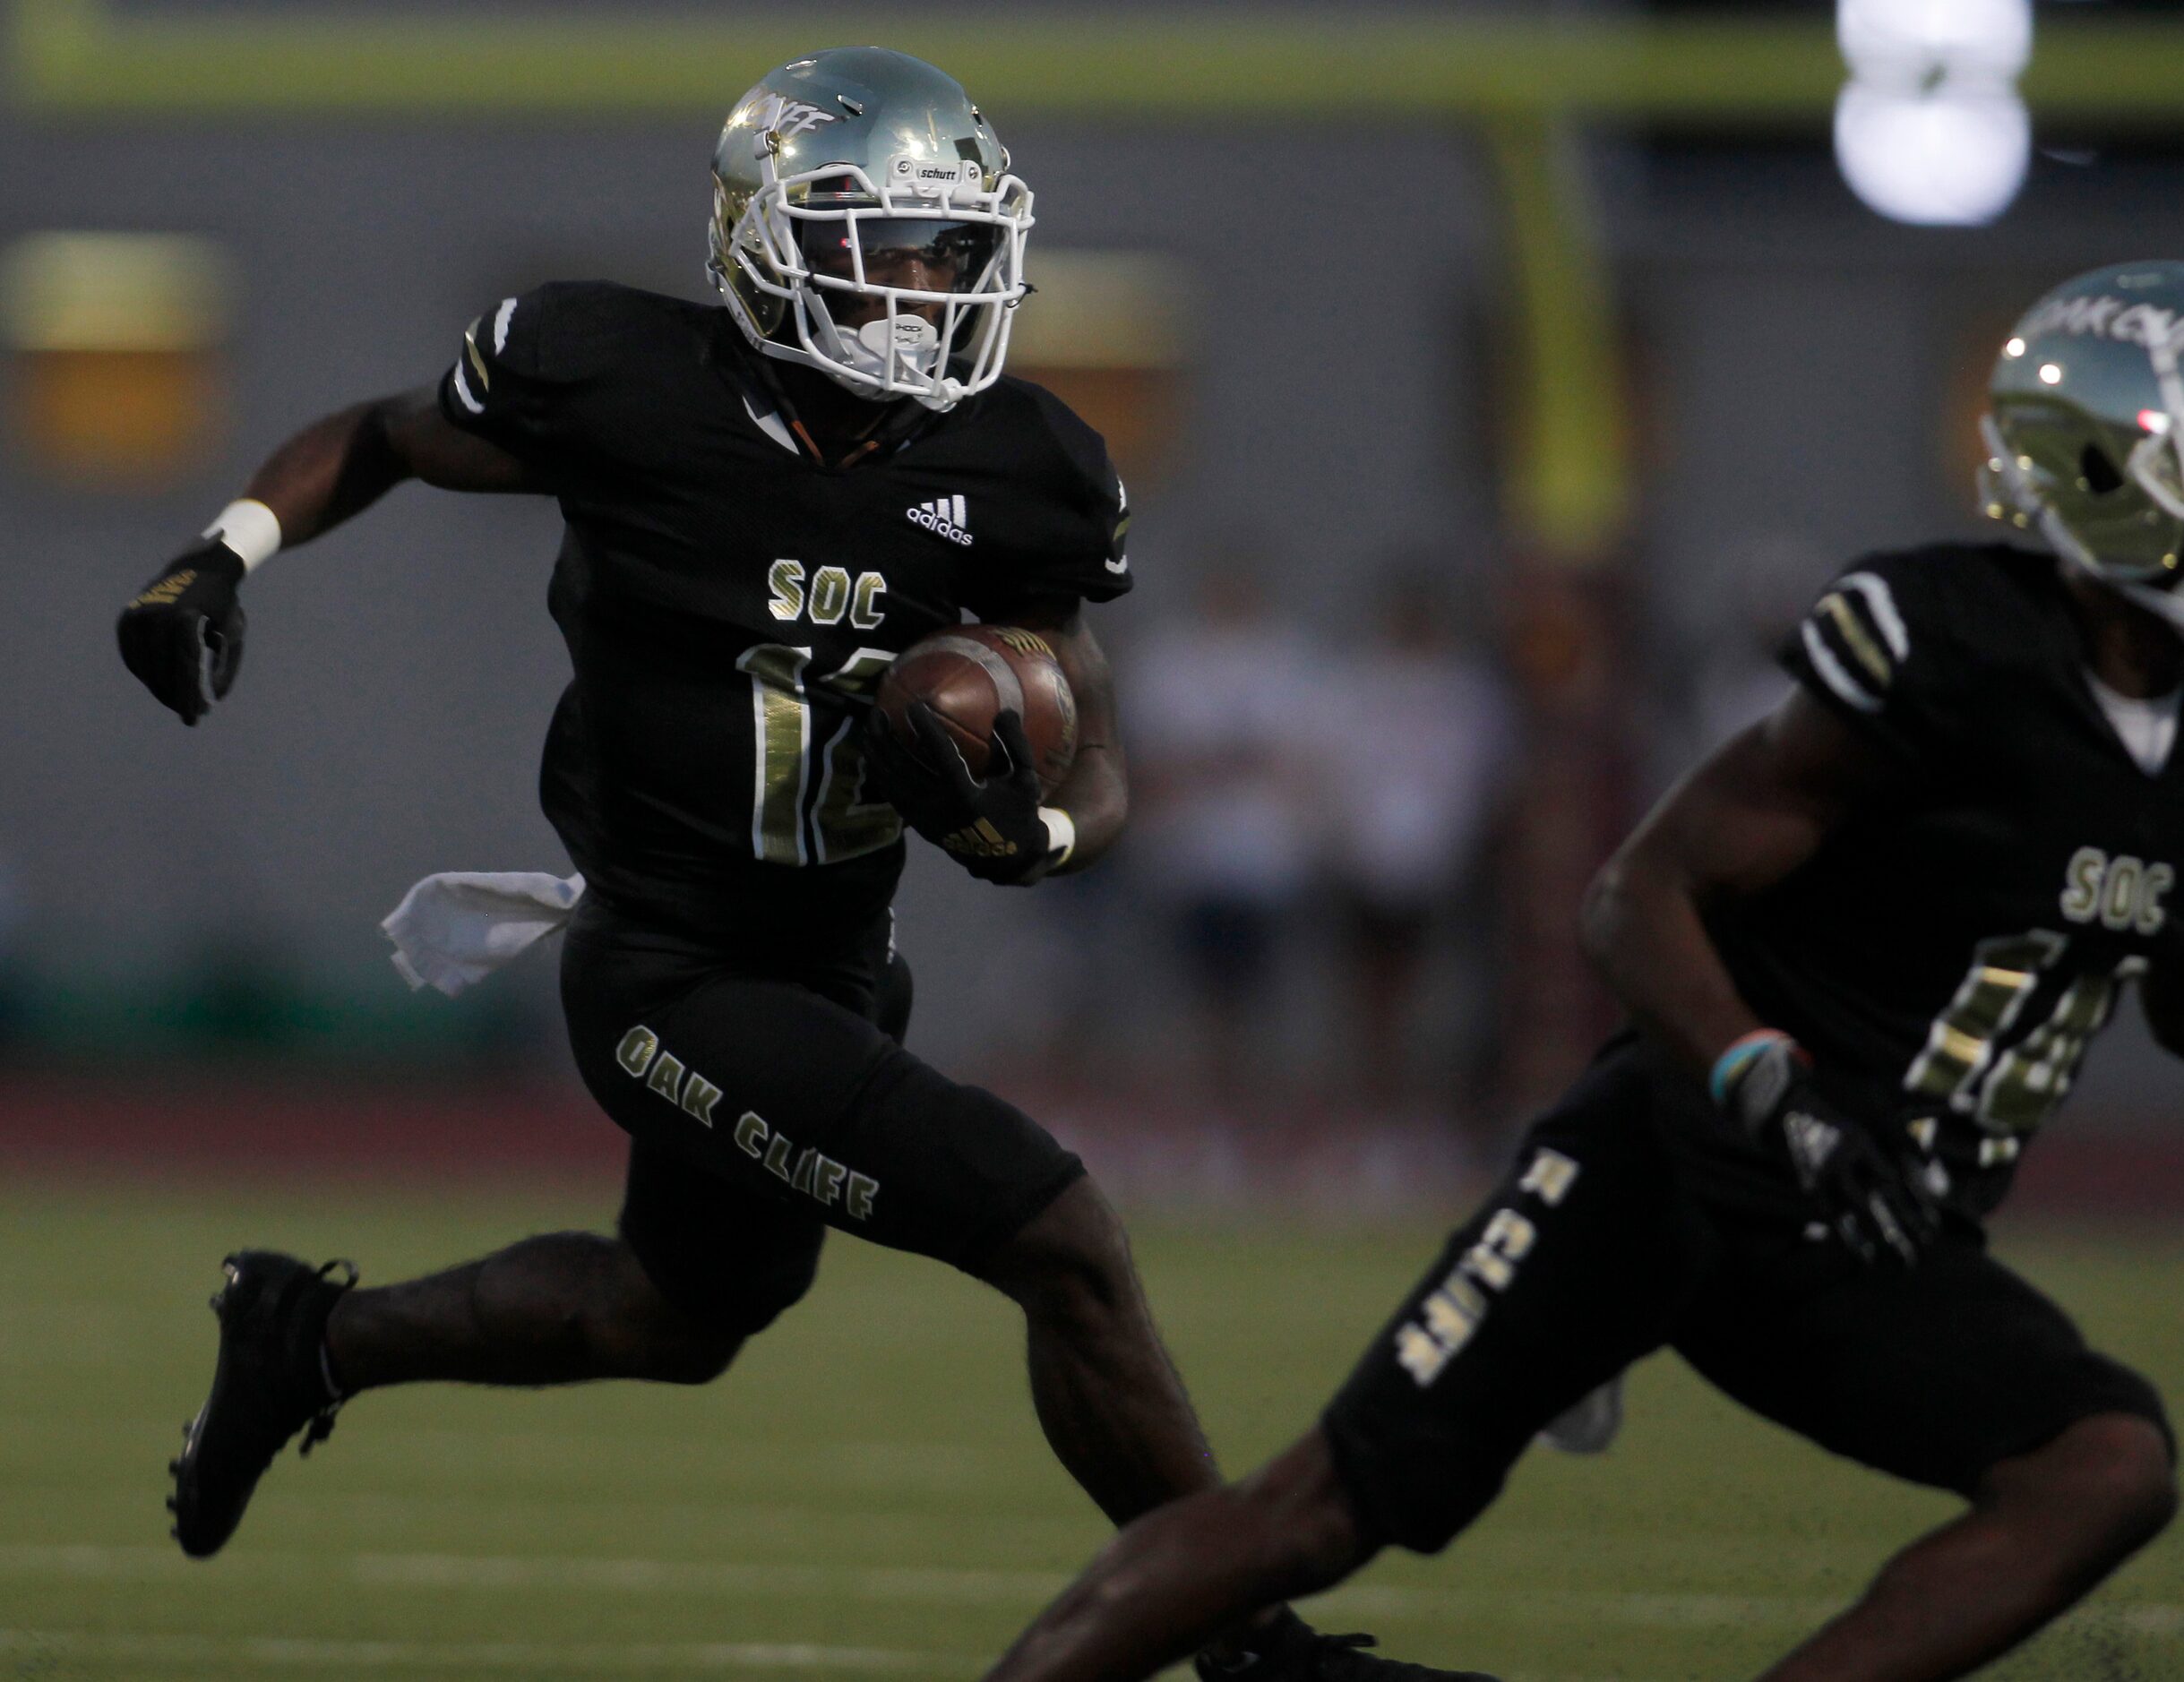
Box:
[561,896,1084,1336]
[1320,1035,2171,1553]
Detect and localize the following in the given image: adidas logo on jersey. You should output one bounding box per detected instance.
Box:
[907,495,973,546]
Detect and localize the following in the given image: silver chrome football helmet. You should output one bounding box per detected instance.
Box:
[1981,261,2184,619]
[708,47,1034,412]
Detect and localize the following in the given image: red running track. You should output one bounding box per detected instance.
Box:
[1,1073,2179,1218]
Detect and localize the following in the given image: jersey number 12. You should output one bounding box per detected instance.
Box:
[736,644,901,866]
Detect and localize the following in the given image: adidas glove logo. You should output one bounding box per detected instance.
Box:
[130,570,197,609]
[942,819,1019,858]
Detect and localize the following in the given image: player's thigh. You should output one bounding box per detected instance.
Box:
[564,944,1079,1274]
[616,1135,826,1337]
[1673,1231,2173,1496]
[821,1047,1085,1272]
[1321,1050,1715,1554]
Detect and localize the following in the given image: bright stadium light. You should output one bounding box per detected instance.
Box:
[1838,0,2033,85]
[1835,0,2034,227]
[1835,83,2031,227]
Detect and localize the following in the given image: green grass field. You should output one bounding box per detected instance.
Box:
[2,1180,2179,1681]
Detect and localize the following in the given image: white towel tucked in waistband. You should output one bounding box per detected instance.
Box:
[382,871,586,997]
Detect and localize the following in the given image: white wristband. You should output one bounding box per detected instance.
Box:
[202,498,282,573]
[1037,806,1076,867]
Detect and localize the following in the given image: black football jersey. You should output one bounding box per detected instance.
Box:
[1681,541,2184,1219]
[437,282,1131,941]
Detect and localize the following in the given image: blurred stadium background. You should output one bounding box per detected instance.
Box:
[3,1,2182,1677]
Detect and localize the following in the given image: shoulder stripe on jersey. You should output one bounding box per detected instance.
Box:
[492,296,518,355]
[1801,568,1911,716]
[1818,591,1892,691]
[462,317,493,394]
[1801,619,1883,713]
[450,357,486,415]
[1837,571,1909,659]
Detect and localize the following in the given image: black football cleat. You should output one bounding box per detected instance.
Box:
[1196,1609,1500,1682]
[168,1250,357,1558]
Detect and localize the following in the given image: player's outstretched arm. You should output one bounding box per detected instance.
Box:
[1584,690,1940,1265]
[1581,687,1891,1076]
[116,385,537,724]
[238,382,540,545]
[1010,599,1127,875]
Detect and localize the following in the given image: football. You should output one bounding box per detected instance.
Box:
[874,623,1079,796]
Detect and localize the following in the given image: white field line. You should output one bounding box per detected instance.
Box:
[0,1633,1642,1682]
[4,1544,2180,1639]
[0,1627,948,1672]
[2,1481,1099,1549]
[1320,1587,2183,1639]
[0,1421,993,1486]
[343,1431,993,1478]
[0,1544,1069,1607]
[358,1550,1069,1607]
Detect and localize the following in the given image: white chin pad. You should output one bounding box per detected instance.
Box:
[860,315,938,358]
[839,314,944,388]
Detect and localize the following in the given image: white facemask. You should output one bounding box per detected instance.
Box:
[2062,552,2184,637]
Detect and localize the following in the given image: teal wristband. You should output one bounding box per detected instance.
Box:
[1708,1030,1793,1107]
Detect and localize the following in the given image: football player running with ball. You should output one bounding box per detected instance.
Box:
[116,47,1486,1682]
[979,263,2184,1682]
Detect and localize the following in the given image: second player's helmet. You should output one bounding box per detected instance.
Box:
[709,47,1033,411]
[1981,261,2184,596]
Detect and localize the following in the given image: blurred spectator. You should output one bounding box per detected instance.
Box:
[1489,565,1637,1123]
[1315,574,1517,1110]
[1128,564,1320,1099]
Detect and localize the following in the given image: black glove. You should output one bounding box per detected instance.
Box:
[861,702,1059,885]
[116,539,248,725]
[1723,1038,1942,1269]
